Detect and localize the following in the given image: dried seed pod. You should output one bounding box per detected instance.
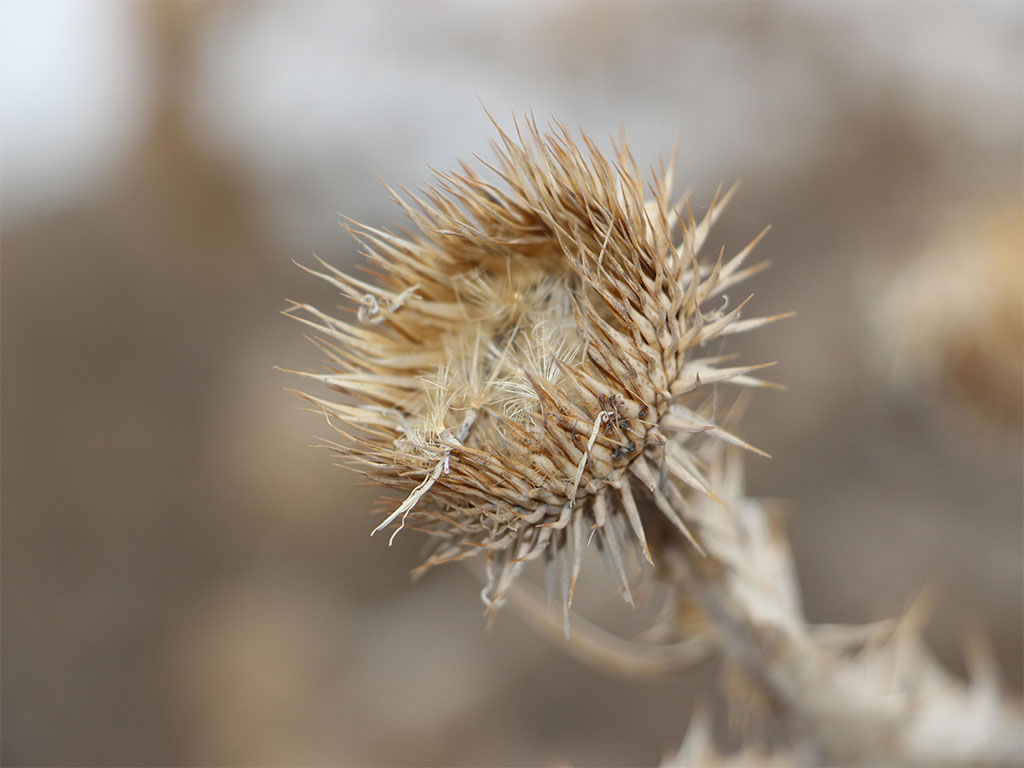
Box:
[286,115,783,623]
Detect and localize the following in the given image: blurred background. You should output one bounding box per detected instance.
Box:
[2,2,1021,765]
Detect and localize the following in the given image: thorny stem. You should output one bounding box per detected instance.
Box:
[657,456,1024,766]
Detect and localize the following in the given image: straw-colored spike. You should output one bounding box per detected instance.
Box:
[663,403,771,458]
[706,259,773,299]
[618,479,654,565]
[595,491,633,605]
[663,439,722,503]
[685,182,741,256]
[718,310,797,336]
[629,456,705,555]
[672,361,780,395]
[568,505,586,606]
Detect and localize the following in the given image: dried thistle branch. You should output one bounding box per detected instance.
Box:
[285,114,1022,766]
[661,447,1024,766]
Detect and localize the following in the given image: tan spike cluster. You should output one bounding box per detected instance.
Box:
[285,115,786,626]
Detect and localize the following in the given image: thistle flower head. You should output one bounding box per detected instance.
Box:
[287,115,782,622]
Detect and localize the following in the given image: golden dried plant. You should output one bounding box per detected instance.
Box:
[285,115,786,626]
[284,115,1024,765]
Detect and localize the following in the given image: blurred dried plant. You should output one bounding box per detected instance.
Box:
[869,201,1023,424]
[286,116,1023,766]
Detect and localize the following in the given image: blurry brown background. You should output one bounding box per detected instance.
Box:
[3,2,1021,765]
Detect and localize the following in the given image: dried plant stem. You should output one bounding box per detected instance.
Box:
[488,562,710,679]
[662,451,1024,767]
[286,114,1021,765]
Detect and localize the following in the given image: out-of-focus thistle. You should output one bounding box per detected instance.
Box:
[286,115,786,624]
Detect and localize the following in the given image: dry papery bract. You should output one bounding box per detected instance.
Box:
[286,115,780,625]
[286,116,1023,766]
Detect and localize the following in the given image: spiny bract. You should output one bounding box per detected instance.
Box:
[286,115,782,626]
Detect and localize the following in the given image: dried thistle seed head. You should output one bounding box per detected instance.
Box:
[286,115,783,622]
